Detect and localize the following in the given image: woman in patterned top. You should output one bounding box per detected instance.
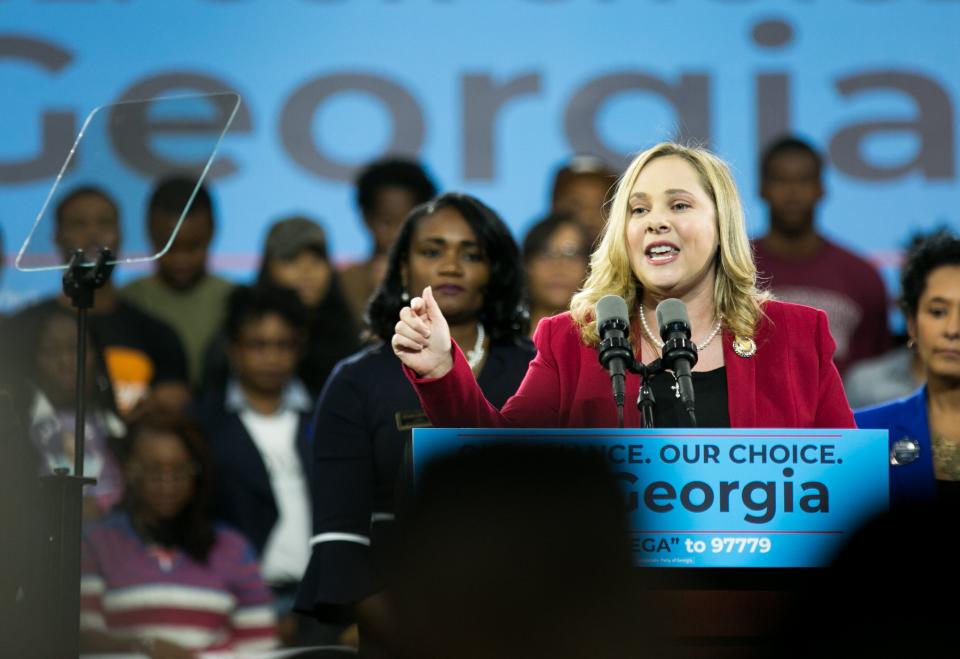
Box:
[80,412,277,657]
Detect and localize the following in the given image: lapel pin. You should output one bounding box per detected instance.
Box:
[732,336,756,358]
[890,437,920,466]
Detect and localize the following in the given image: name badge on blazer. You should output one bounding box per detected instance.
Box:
[395,410,432,432]
[890,437,920,466]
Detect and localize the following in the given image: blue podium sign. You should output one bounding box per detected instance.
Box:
[412,428,889,568]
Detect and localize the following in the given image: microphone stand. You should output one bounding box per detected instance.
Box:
[39,247,114,658]
[631,328,699,429]
[629,358,666,429]
[660,334,699,428]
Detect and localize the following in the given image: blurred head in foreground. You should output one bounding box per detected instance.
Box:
[388,445,654,659]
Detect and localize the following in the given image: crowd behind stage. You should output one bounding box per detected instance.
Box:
[0,134,958,658]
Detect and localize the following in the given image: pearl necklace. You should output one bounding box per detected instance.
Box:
[465,322,486,371]
[638,304,722,352]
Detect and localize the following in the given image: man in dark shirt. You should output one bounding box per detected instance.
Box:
[121,177,234,389]
[339,159,437,327]
[752,136,891,375]
[0,186,189,418]
[549,155,618,248]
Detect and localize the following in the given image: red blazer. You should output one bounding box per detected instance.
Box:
[408,300,855,429]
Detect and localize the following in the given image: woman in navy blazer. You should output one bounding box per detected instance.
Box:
[394,142,855,430]
[295,193,536,644]
[855,232,960,505]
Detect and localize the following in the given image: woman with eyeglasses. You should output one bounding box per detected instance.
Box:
[80,412,278,657]
[522,213,590,338]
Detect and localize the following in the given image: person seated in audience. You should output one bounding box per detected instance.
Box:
[340,158,438,326]
[27,306,125,519]
[549,155,617,247]
[201,216,361,399]
[752,135,891,375]
[856,232,960,506]
[193,285,316,645]
[0,185,190,418]
[80,411,277,656]
[258,216,363,396]
[122,176,234,390]
[522,213,589,338]
[294,192,536,654]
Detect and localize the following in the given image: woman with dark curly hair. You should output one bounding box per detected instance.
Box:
[294,193,535,650]
[856,231,960,506]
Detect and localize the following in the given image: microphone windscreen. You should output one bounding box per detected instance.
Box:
[655,298,690,331]
[596,295,629,327]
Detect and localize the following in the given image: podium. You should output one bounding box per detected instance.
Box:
[413,428,889,656]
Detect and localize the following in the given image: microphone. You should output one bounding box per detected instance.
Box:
[655,298,698,426]
[596,295,633,426]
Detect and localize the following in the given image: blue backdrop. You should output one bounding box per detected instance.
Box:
[2,0,958,318]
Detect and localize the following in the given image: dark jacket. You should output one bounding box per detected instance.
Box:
[194,390,314,556]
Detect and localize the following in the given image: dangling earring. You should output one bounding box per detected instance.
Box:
[401,290,410,303]
[907,337,916,350]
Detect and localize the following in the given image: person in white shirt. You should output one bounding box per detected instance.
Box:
[193,285,323,645]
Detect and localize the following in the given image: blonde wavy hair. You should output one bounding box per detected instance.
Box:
[570,142,769,346]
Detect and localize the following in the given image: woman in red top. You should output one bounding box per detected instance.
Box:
[393,142,855,429]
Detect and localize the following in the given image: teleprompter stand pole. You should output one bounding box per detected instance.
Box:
[39,247,114,658]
